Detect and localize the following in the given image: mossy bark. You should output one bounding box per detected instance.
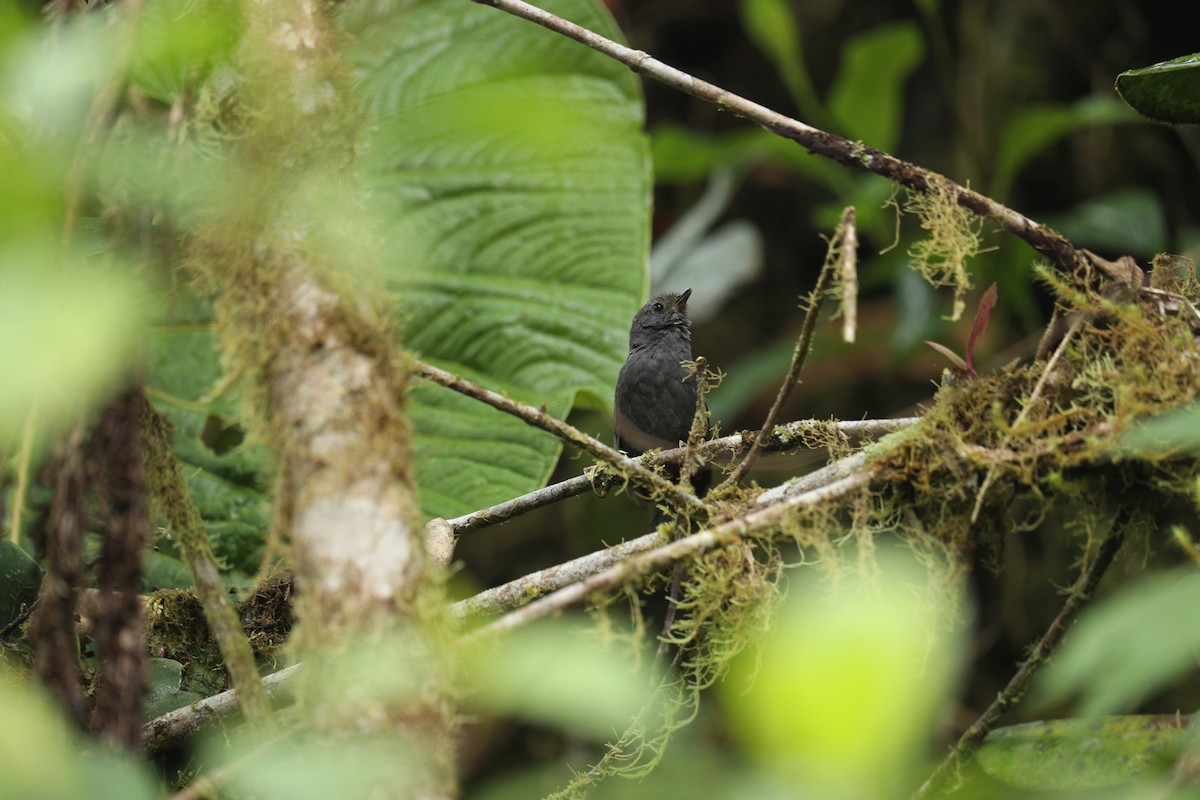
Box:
[185,0,453,794]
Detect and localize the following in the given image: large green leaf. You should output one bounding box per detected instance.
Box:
[343,0,650,519]
[1117,52,1200,125]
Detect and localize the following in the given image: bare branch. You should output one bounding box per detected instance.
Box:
[447,416,919,534]
[449,531,665,619]
[143,665,300,757]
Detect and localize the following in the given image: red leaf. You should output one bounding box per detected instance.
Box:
[964,283,998,375]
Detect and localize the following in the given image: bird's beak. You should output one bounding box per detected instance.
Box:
[678,287,692,307]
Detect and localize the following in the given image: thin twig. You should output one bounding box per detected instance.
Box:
[721,210,847,487]
[468,471,871,640]
[912,529,1126,799]
[8,404,36,543]
[969,320,1080,523]
[447,416,918,535]
[414,360,705,515]
[451,431,908,619]
[471,0,1086,277]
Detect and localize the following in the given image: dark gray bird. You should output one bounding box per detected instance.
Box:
[614,289,711,508]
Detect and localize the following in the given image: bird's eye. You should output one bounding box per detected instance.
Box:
[653,302,664,311]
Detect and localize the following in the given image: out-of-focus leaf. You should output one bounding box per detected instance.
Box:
[1036,569,1200,717]
[976,715,1187,790]
[1,13,116,147]
[0,680,156,800]
[739,0,825,126]
[722,548,966,797]
[1043,187,1167,257]
[218,736,435,800]
[1117,53,1200,125]
[991,96,1136,200]
[892,261,938,352]
[0,255,149,447]
[650,168,762,322]
[0,540,41,629]
[651,124,848,190]
[1115,403,1200,456]
[130,0,241,104]
[827,21,924,152]
[464,617,654,739]
[343,0,650,519]
[143,658,205,720]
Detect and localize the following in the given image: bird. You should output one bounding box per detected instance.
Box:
[613,288,711,513]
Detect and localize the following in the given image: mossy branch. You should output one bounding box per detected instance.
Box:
[467,471,871,640]
[140,396,273,725]
[143,664,299,757]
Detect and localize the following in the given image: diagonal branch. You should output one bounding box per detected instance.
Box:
[415,360,707,515]
[472,0,1086,277]
[444,416,919,535]
[912,528,1127,799]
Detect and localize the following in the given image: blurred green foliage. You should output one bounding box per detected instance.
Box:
[1,1,1199,799]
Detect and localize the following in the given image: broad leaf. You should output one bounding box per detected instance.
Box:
[1117,53,1200,125]
[343,0,650,519]
[976,716,1187,790]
